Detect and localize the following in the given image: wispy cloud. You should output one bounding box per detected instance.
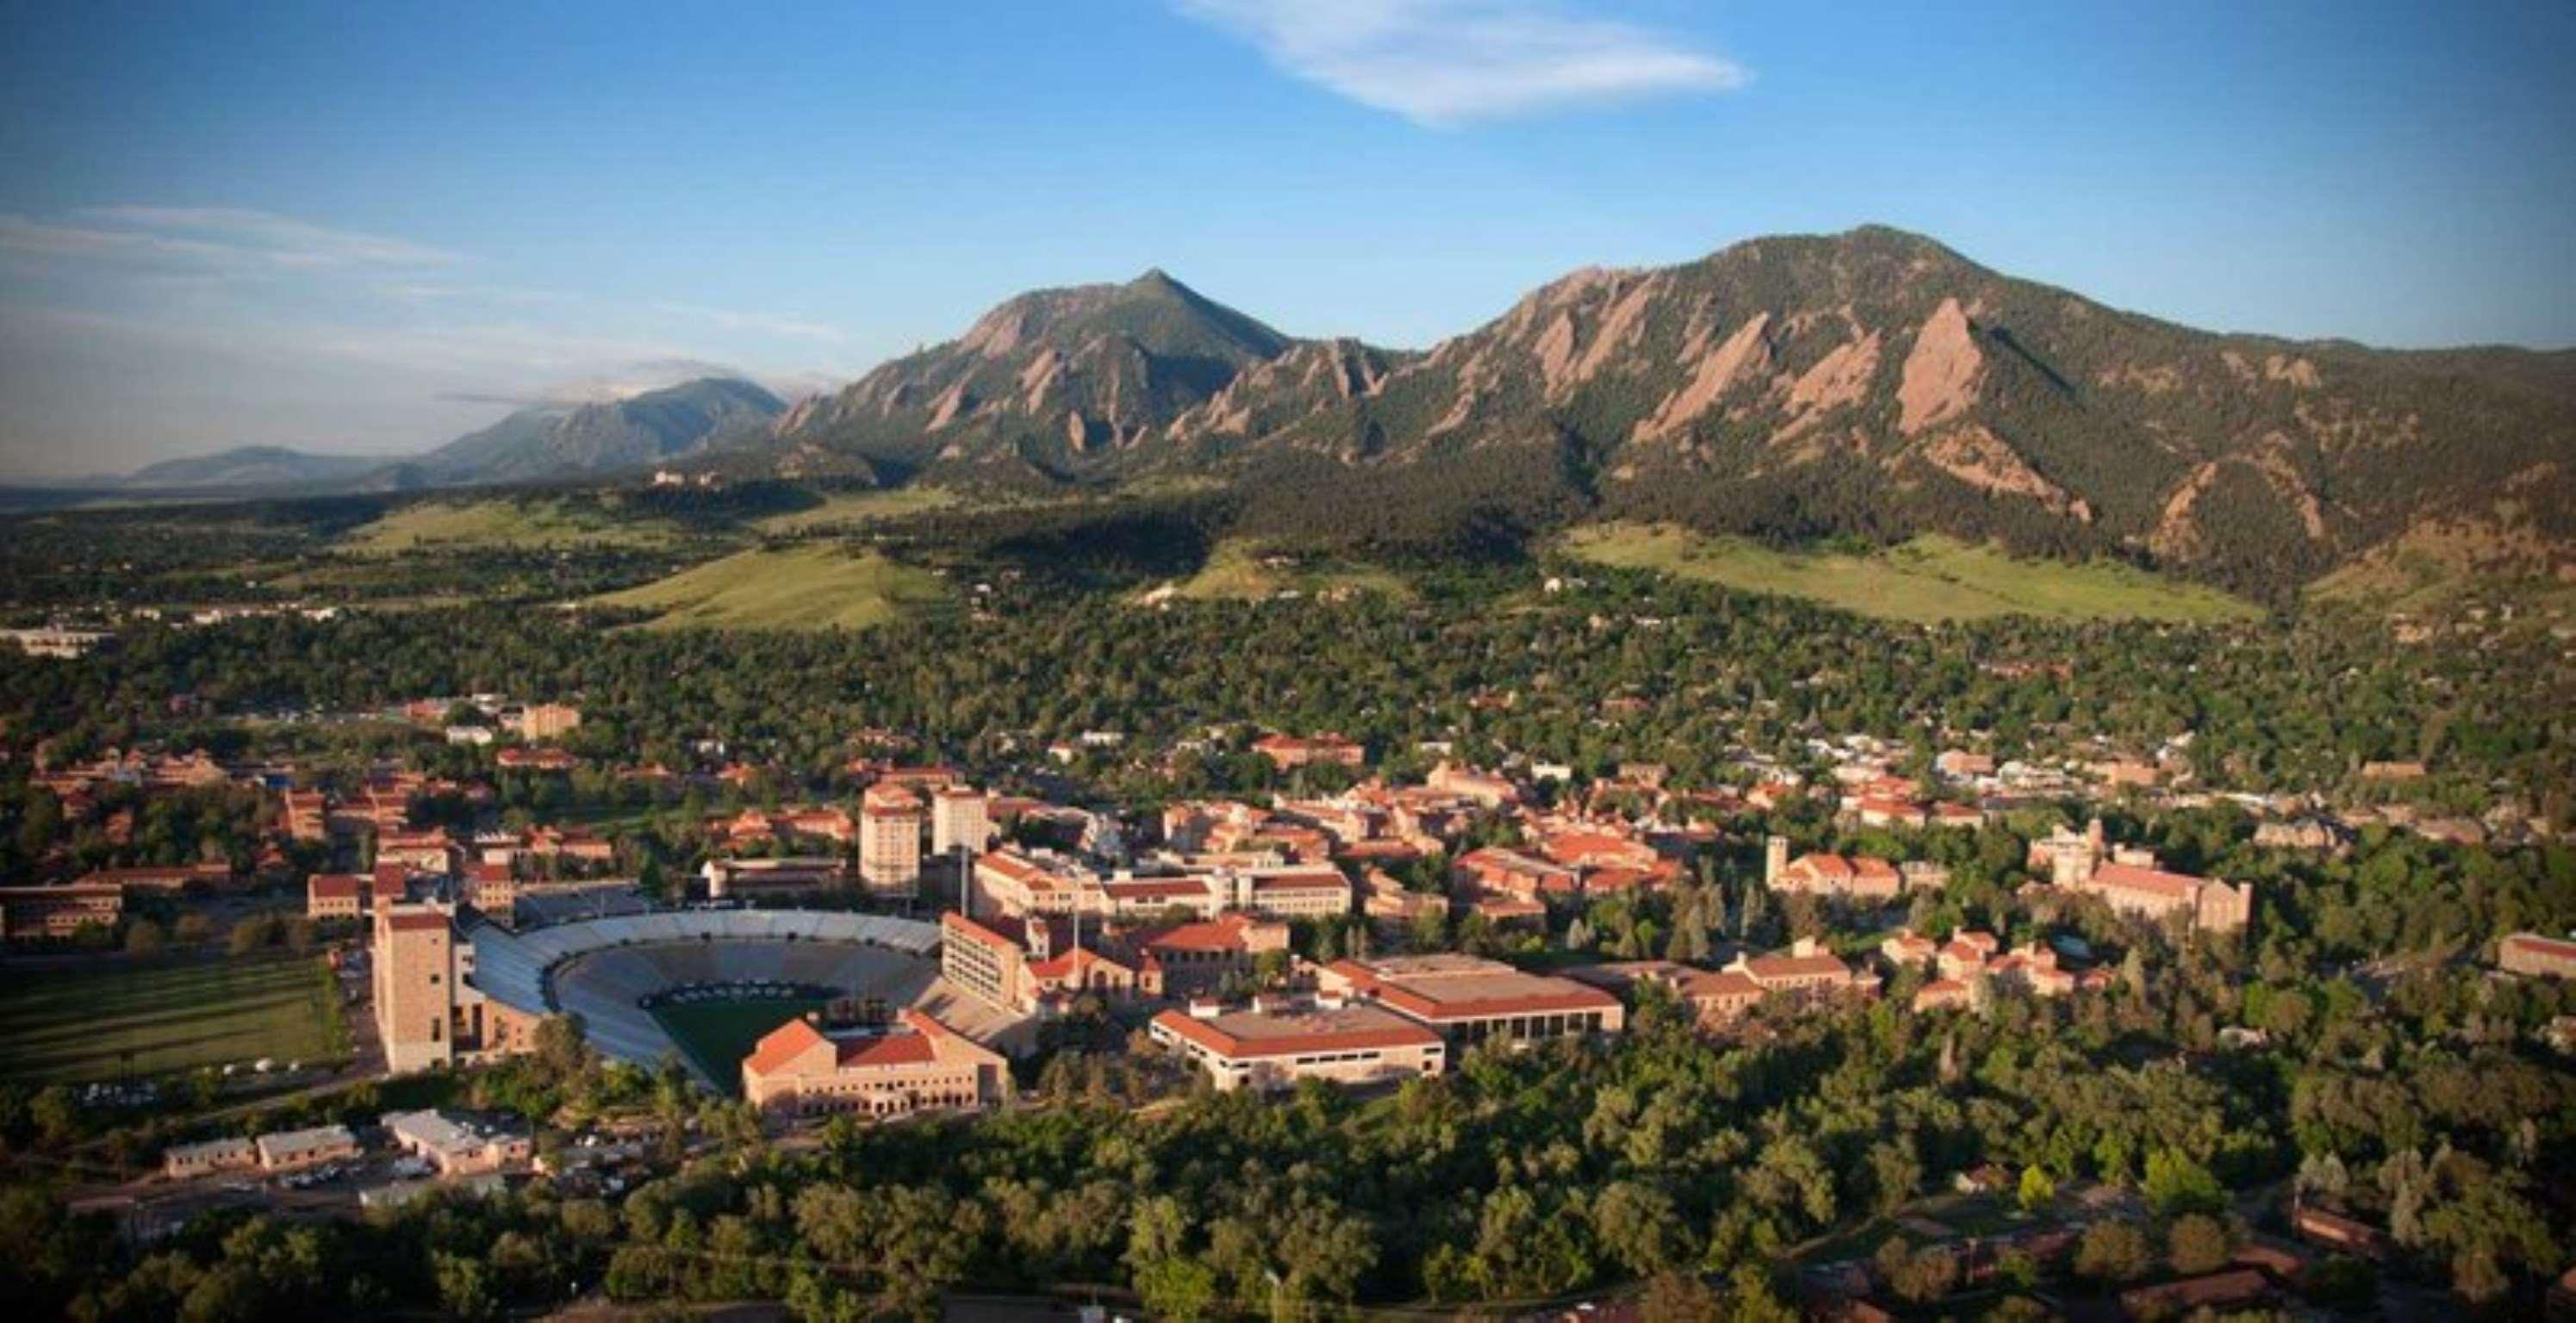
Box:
[1170,0,1745,126]
[648,300,851,343]
[0,206,460,274]
[77,206,463,268]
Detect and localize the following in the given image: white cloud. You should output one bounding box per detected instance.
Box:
[1170,0,1745,125]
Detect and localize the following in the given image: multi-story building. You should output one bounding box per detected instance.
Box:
[940,910,1145,1015]
[514,703,582,742]
[1133,913,1290,997]
[374,829,456,876]
[940,910,1027,1011]
[282,789,331,842]
[742,1009,1007,1118]
[307,873,370,921]
[930,787,992,858]
[1149,997,1446,1091]
[0,882,123,941]
[373,903,539,1073]
[1317,953,1624,1048]
[463,862,517,919]
[859,783,924,896]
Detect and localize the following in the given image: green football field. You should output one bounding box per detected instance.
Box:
[650,997,826,1093]
[0,954,347,1084]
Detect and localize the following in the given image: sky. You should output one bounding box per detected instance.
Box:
[1,0,2571,478]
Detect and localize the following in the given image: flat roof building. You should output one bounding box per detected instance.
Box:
[1150,997,1445,1092]
[255,1124,359,1171]
[163,1136,257,1181]
[1318,953,1624,1047]
[383,1109,532,1175]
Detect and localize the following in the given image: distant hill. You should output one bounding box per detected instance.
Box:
[768,228,2576,599]
[403,377,784,487]
[114,445,387,490]
[102,376,788,496]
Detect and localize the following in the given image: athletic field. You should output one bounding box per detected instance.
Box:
[0,954,347,1084]
[650,997,824,1094]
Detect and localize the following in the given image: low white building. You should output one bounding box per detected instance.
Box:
[383,1109,531,1175]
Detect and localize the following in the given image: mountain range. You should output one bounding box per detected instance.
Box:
[766,227,2576,597]
[92,227,2575,597]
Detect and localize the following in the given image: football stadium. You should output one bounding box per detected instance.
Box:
[447,909,1030,1090]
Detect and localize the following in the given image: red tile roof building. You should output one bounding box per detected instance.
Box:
[741,1009,1006,1118]
[1722,938,1881,1003]
[2074,861,2255,933]
[1764,836,1902,902]
[2498,931,2576,978]
[1252,733,1366,769]
[307,872,370,920]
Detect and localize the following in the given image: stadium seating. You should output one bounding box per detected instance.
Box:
[459,908,950,1087]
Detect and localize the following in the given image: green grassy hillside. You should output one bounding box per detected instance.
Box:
[589,543,946,630]
[345,496,680,554]
[1561,523,2261,624]
[1137,537,1409,604]
[750,485,964,533]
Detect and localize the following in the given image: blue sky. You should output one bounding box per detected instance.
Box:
[1,0,2570,475]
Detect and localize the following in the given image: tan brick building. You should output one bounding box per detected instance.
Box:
[372,903,538,1073]
[859,783,924,896]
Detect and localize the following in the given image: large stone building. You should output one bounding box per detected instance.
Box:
[859,783,924,896]
[741,1009,1006,1118]
[1149,997,1446,1092]
[372,902,539,1073]
[2075,862,2254,934]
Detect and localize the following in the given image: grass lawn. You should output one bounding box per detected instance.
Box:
[588,543,948,630]
[1141,537,1411,605]
[0,954,346,1084]
[650,997,825,1094]
[344,496,682,555]
[1560,523,2261,624]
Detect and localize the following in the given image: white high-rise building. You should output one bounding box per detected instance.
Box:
[931,786,992,857]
